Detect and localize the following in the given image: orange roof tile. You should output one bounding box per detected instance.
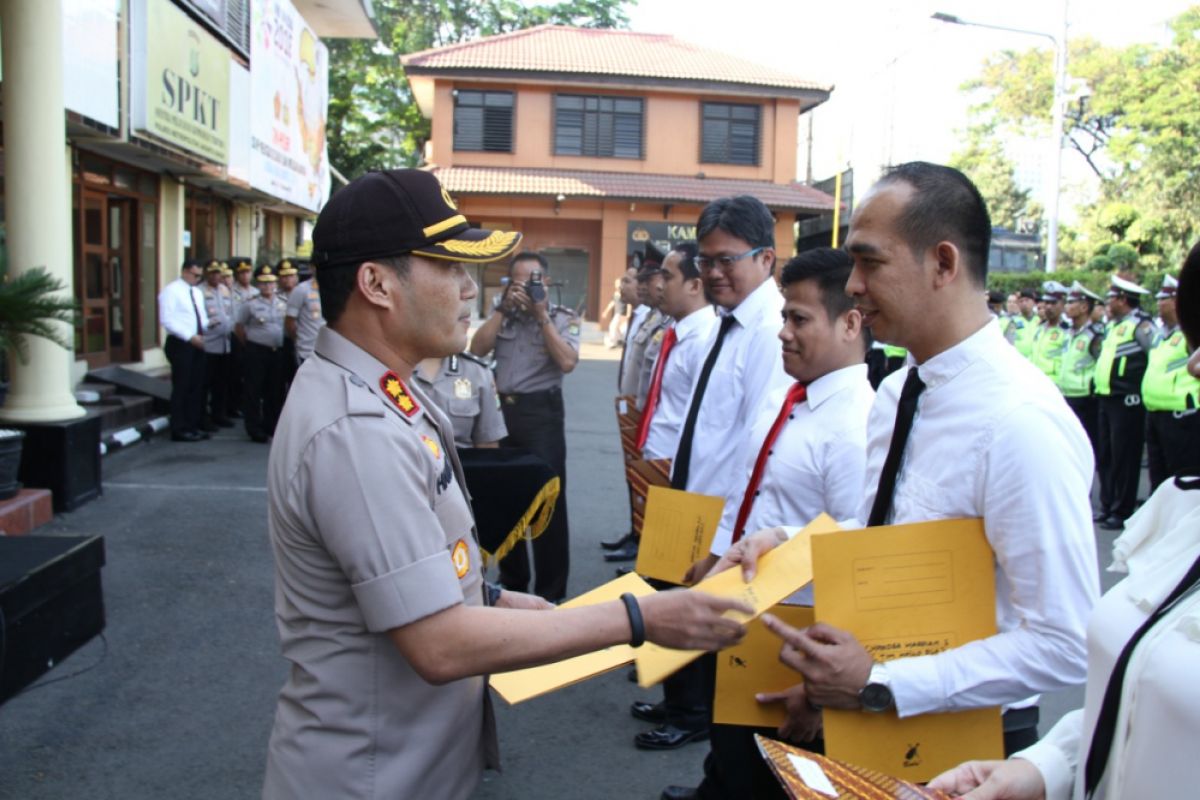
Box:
[402,25,830,94]
[427,165,836,213]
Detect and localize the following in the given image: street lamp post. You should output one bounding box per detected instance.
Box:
[933,7,1068,273]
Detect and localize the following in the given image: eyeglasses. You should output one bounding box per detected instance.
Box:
[695,247,764,272]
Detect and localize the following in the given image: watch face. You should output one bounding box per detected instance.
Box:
[860,683,894,713]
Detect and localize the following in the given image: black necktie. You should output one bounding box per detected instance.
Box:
[671,314,736,490]
[189,286,203,335]
[1083,549,1200,798]
[867,366,926,526]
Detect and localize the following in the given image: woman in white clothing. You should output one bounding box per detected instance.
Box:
[930,242,1200,800]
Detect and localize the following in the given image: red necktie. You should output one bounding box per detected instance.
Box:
[730,382,807,543]
[635,326,678,451]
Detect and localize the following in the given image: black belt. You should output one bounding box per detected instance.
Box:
[500,387,561,406]
[1002,705,1039,732]
[246,341,282,353]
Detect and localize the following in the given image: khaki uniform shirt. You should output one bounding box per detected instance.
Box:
[232,282,259,313]
[285,278,325,364]
[635,314,671,409]
[238,294,287,348]
[202,283,233,354]
[620,308,663,400]
[263,326,496,800]
[492,305,581,394]
[415,353,508,448]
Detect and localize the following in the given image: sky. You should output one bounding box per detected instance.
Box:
[627,0,1197,216]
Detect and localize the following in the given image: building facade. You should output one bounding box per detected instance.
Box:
[402,26,836,320]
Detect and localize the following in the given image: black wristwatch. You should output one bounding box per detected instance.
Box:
[858,662,894,712]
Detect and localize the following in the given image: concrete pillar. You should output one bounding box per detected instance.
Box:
[0,0,85,422]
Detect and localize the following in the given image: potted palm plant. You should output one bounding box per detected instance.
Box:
[0,267,77,499]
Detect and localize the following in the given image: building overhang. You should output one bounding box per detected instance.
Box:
[290,0,377,38]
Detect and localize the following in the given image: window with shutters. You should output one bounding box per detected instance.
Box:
[453,90,514,152]
[701,103,761,166]
[553,95,643,159]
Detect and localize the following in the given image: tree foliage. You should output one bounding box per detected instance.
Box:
[960,6,1200,271]
[948,123,1042,233]
[326,0,633,179]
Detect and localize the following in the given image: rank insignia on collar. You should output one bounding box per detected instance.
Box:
[380,371,420,417]
[454,378,472,399]
[420,434,441,460]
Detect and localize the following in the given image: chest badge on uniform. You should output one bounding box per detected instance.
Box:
[380,371,420,417]
[420,434,441,460]
[451,539,470,578]
[568,322,581,336]
[453,378,472,399]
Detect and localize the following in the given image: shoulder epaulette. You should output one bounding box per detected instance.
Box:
[550,304,578,317]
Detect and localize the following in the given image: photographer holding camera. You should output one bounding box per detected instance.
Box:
[470,251,581,602]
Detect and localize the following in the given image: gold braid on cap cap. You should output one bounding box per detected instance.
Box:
[439,230,520,256]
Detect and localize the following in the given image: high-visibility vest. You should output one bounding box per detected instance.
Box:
[1031,322,1069,380]
[1095,312,1153,397]
[1013,315,1038,358]
[1057,324,1102,398]
[1142,327,1200,411]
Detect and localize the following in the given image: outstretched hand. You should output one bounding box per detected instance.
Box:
[640,589,752,651]
[927,759,1047,799]
[756,682,823,743]
[761,616,873,709]
[709,527,788,581]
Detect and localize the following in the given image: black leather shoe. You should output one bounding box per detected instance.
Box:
[630,700,667,724]
[626,666,638,683]
[615,566,633,577]
[601,531,635,550]
[1098,515,1125,531]
[634,724,709,750]
[171,431,204,442]
[661,788,698,800]
[604,539,639,562]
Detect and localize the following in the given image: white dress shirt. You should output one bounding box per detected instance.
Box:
[713,364,874,559]
[643,306,717,460]
[158,277,209,341]
[673,278,793,530]
[1016,480,1200,800]
[861,320,1099,716]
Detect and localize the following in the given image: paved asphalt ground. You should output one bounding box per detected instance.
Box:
[1,338,1126,800]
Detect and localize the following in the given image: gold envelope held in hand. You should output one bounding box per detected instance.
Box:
[714,604,815,728]
[635,486,724,584]
[813,517,1003,782]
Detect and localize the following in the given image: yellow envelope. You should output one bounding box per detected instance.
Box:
[713,604,815,728]
[488,572,656,704]
[813,517,1003,782]
[635,486,725,583]
[635,514,841,688]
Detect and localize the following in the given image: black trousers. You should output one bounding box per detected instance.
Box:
[165,335,206,435]
[645,578,711,730]
[499,387,570,601]
[229,336,247,413]
[205,352,233,421]
[1065,395,1099,463]
[1096,394,1146,520]
[1146,409,1200,491]
[243,342,285,438]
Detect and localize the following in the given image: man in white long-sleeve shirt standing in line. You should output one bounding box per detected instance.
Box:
[734,162,1099,762]
[157,258,210,442]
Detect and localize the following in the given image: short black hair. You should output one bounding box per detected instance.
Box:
[181,258,202,272]
[696,195,776,250]
[319,255,409,327]
[1180,240,1200,349]
[779,248,855,321]
[876,161,992,286]
[510,251,548,273]
[672,242,700,281]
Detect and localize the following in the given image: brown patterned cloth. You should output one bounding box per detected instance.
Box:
[756,735,951,800]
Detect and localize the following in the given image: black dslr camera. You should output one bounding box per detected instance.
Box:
[527,269,547,304]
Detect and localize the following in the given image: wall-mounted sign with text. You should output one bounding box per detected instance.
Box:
[248,0,330,213]
[627,221,698,266]
[130,0,231,164]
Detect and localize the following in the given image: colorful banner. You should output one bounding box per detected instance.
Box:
[130,0,231,164]
[249,0,330,212]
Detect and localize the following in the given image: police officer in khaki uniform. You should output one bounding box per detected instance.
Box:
[229,259,258,418]
[201,260,235,428]
[277,259,301,389]
[634,255,671,410]
[620,245,666,400]
[284,273,325,368]
[263,167,751,800]
[469,251,581,602]
[415,352,507,448]
[236,267,287,442]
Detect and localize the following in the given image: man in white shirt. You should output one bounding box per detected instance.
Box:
[732,162,1099,763]
[662,248,876,800]
[157,258,210,442]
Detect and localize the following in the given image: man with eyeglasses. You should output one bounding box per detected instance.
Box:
[157,258,211,442]
[643,196,792,764]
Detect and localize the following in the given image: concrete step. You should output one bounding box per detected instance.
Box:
[74,382,117,404]
[95,395,155,432]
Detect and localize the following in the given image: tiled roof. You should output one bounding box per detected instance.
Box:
[402,26,830,94]
[427,165,836,213]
